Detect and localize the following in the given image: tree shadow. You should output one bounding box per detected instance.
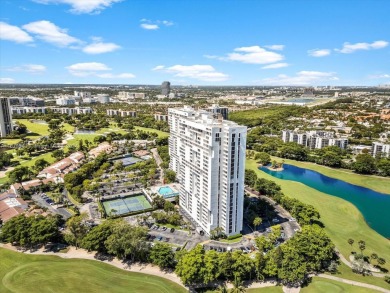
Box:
[94,252,114,261]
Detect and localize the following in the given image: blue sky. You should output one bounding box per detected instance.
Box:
[0,0,389,86]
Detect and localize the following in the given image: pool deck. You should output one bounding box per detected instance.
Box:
[150,183,180,199]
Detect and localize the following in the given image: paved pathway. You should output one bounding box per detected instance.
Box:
[335,249,386,278]
[316,274,390,293]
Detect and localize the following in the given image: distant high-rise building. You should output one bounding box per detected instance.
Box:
[0,98,13,137]
[168,106,247,236]
[161,81,171,96]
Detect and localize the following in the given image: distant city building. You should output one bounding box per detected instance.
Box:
[51,107,92,115]
[11,106,47,115]
[281,130,348,150]
[9,96,45,107]
[161,81,171,96]
[372,142,390,158]
[74,91,91,99]
[302,87,315,97]
[82,97,97,104]
[0,97,13,137]
[154,113,168,122]
[106,109,136,117]
[56,97,76,106]
[96,94,110,104]
[117,92,146,100]
[206,104,229,120]
[351,145,371,155]
[168,106,247,236]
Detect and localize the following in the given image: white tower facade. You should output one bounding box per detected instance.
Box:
[168,106,246,236]
[0,98,13,137]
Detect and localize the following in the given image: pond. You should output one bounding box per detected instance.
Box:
[260,164,390,238]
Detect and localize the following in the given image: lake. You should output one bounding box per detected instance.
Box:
[260,164,390,238]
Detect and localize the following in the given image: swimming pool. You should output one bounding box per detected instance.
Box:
[158,186,179,198]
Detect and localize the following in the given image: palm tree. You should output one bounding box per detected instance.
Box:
[230,277,246,293]
[216,284,228,293]
[253,217,262,231]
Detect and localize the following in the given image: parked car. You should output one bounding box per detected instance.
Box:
[272,218,280,223]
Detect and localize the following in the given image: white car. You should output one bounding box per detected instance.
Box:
[289,218,296,222]
[272,218,280,223]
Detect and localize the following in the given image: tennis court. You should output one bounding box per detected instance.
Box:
[102,194,152,216]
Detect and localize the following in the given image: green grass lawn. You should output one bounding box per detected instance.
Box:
[96,127,128,135]
[301,277,380,293]
[0,138,21,145]
[15,119,50,137]
[63,123,75,133]
[0,248,186,293]
[246,158,390,273]
[271,156,390,194]
[134,126,169,138]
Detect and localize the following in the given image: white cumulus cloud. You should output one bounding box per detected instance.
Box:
[140,19,174,30]
[0,21,33,43]
[263,71,338,86]
[7,64,46,73]
[32,0,122,14]
[66,62,135,79]
[265,45,285,51]
[153,65,229,82]
[140,23,159,30]
[369,74,390,79]
[308,49,331,57]
[66,62,111,76]
[336,40,388,53]
[261,63,289,69]
[0,78,16,84]
[83,40,121,54]
[208,46,284,65]
[23,20,80,47]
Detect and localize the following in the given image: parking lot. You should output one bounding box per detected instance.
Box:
[146,224,208,250]
[32,193,72,220]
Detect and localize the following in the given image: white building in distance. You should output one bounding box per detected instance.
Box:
[168,106,247,236]
[0,98,13,137]
[282,130,348,150]
[372,142,390,158]
[117,92,146,100]
[106,109,136,117]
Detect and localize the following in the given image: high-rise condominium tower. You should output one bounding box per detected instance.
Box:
[168,106,247,236]
[161,81,171,96]
[0,98,13,137]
